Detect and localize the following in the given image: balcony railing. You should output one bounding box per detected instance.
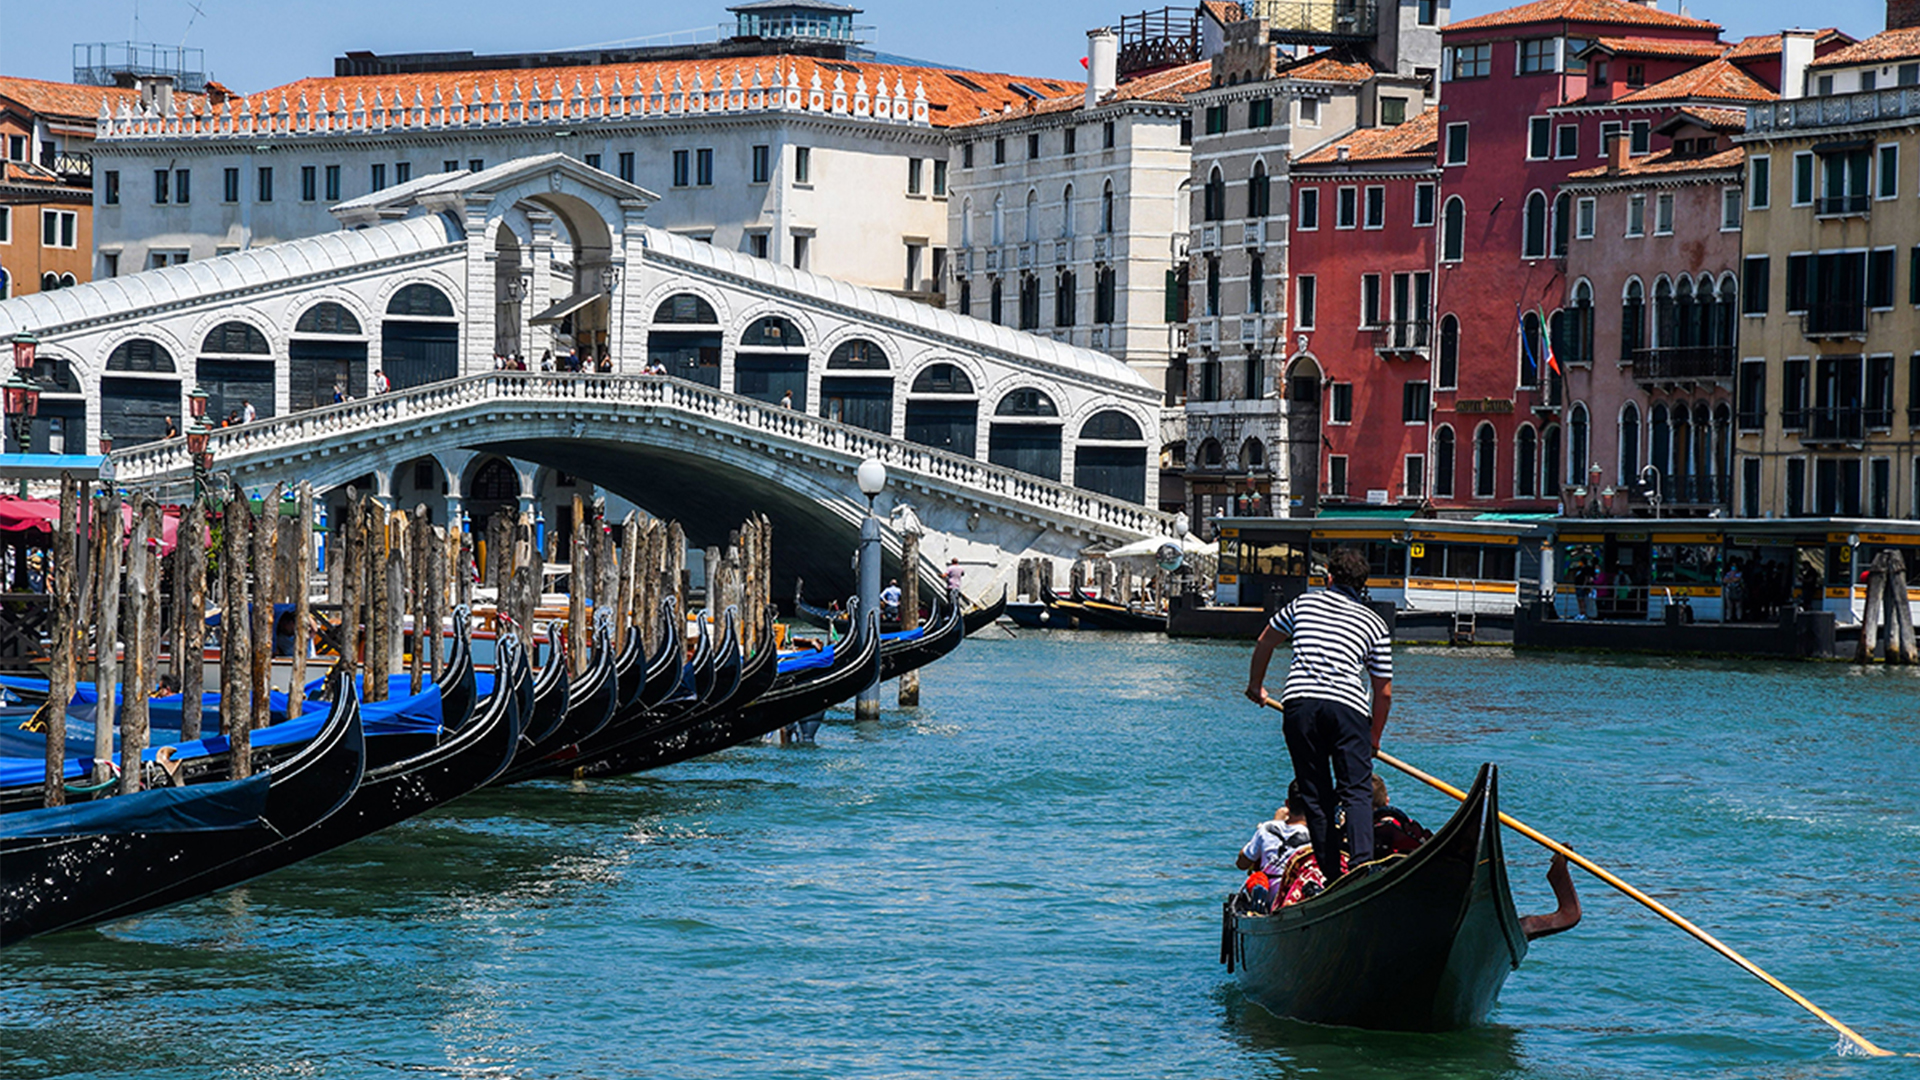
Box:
[1248,0,1379,42]
[1749,87,1920,135]
[48,150,92,181]
[1802,303,1866,337]
[1372,321,1431,354]
[1632,345,1735,383]
[1664,474,1731,506]
[1805,407,1866,443]
[1816,194,1870,216]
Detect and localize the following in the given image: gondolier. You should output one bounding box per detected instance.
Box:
[1244,547,1392,883]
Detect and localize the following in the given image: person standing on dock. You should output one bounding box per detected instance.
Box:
[1244,547,1393,883]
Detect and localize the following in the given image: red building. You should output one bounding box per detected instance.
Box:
[1290,110,1440,509]
[1430,0,1726,510]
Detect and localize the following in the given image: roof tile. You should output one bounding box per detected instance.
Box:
[1296,110,1440,165]
[1447,0,1719,35]
[1617,57,1776,105]
[0,76,172,121]
[1586,36,1726,59]
[1564,144,1743,180]
[1808,26,1920,70]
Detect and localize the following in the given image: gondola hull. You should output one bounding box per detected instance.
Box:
[1226,764,1528,1032]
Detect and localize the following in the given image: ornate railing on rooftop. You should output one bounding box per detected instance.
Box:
[1747,87,1920,135]
[1248,0,1379,42]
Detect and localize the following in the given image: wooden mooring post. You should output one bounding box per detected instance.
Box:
[177,498,207,741]
[898,529,921,707]
[1860,551,1917,664]
[41,477,78,808]
[251,487,280,732]
[92,488,124,784]
[223,493,254,777]
[120,498,159,794]
[287,485,314,719]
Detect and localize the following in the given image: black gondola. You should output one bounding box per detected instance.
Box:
[636,600,686,711]
[0,667,368,946]
[1067,589,1168,633]
[962,587,1009,636]
[879,589,965,682]
[489,622,618,787]
[1223,764,1529,1032]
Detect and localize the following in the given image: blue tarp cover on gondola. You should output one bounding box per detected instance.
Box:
[778,644,836,674]
[0,772,271,839]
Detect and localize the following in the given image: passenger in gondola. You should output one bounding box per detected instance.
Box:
[1370,775,1432,858]
[881,579,902,620]
[1237,782,1312,878]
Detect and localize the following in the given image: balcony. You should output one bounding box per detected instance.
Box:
[1663,474,1732,507]
[1801,302,1866,338]
[1017,243,1035,270]
[1248,0,1379,45]
[1804,407,1866,444]
[1816,194,1870,217]
[1199,225,1219,252]
[1240,316,1262,343]
[1372,321,1430,357]
[50,151,92,181]
[1093,236,1113,262]
[1749,87,1920,135]
[1244,220,1268,248]
[1632,345,1735,385]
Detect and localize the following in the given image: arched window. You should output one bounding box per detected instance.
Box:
[1055,269,1077,327]
[1024,189,1039,243]
[1520,310,1543,389]
[40,272,59,292]
[1542,425,1562,497]
[1101,181,1115,234]
[387,283,455,317]
[1434,425,1456,498]
[1621,278,1645,362]
[1712,401,1733,482]
[827,339,889,369]
[1474,423,1497,498]
[910,363,974,395]
[961,197,973,246]
[649,295,722,386]
[1247,255,1264,314]
[739,315,804,348]
[1649,404,1671,495]
[1076,410,1147,502]
[103,339,180,447]
[1018,272,1040,330]
[1523,191,1548,259]
[1619,402,1641,483]
[1204,167,1225,222]
[1569,280,1594,366]
[1714,276,1738,348]
[993,194,1006,245]
[1653,277,1676,348]
[1206,255,1221,317]
[295,302,362,335]
[989,278,1004,325]
[1247,161,1270,218]
[1080,410,1144,441]
[106,339,176,373]
[996,388,1058,416]
[1061,184,1074,237]
[1242,439,1266,471]
[201,322,270,355]
[1442,196,1465,263]
[1095,265,1117,324]
[654,293,718,324]
[1516,424,1538,498]
[1437,315,1459,389]
[1569,403,1590,484]
[990,389,1063,481]
[1200,438,1224,468]
[1673,277,1696,348]
[1552,191,1572,258]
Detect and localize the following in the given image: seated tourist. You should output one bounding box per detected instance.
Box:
[1237,783,1311,877]
[1371,775,1432,858]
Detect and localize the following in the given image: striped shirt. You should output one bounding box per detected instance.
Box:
[1268,588,1392,716]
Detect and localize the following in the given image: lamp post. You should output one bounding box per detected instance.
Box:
[1640,464,1663,520]
[187,387,213,503]
[855,456,886,722]
[5,334,41,496]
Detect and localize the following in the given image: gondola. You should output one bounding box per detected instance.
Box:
[490,623,571,767]
[0,667,368,946]
[1067,589,1168,633]
[962,587,1009,636]
[636,600,688,711]
[1222,764,1529,1032]
[532,609,716,779]
[488,621,618,787]
[879,589,966,682]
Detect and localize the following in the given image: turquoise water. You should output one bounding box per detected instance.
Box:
[4,634,1919,1079]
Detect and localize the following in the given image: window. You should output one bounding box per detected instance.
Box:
[1654,192,1674,235]
[908,243,927,293]
[1364,186,1385,229]
[1380,97,1406,125]
[103,170,119,205]
[1096,266,1117,324]
[1792,151,1814,205]
[1819,146,1871,213]
[1879,144,1900,199]
[1556,124,1578,159]
[619,151,636,183]
[1738,360,1767,429]
[1336,186,1358,229]
[1722,187,1742,231]
[174,169,190,204]
[1867,355,1895,427]
[1786,458,1806,516]
[1782,358,1809,428]
[1629,120,1651,155]
[1204,169,1226,222]
[1403,381,1430,423]
[1248,163,1271,218]
[1576,196,1596,239]
[1299,97,1320,126]
[1524,118,1546,164]
[1474,424,1498,498]
[1905,62,1920,86]
[1417,0,1437,24]
[223,167,239,203]
[672,150,690,187]
[1912,247,1920,305]
[1101,181,1115,233]
[1627,194,1646,237]
[1911,356,1920,427]
[1414,183,1435,227]
[1747,154,1771,210]
[1296,275,1317,329]
[696,148,713,186]
[1360,274,1382,328]
[153,168,168,204]
[1599,120,1622,156]
[1298,188,1320,230]
[371,162,386,191]
[1249,97,1274,128]
[1450,43,1491,80]
[1516,425,1539,497]
[1442,196,1465,262]
[39,209,76,248]
[1205,255,1221,316]
[962,142,975,169]
[1328,456,1349,497]
[468,159,483,172]
[0,206,8,243]
[257,166,273,203]
[395,162,410,183]
[301,165,316,202]
[1055,268,1076,326]
[1027,132,1040,159]
[325,165,340,201]
[752,145,770,184]
[795,146,812,184]
[1618,405,1638,483]
[1331,383,1354,423]
[749,233,769,259]
[1445,122,1469,165]
[1103,120,1115,148]
[1206,104,1228,135]
[1519,38,1557,74]
[1869,248,1897,309]
[443,160,459,173]
[2,135,19,162]
[1064,127,1077,154]
[1438,315,1459,388]
[1405,455,1426,497]
[1743,255,1770,314]
[1434,426,1456,497]
[933,159,948,196]
[994,137,1006,164]
[1523,191,1548,258]
[1786,254,1810,312]
[793,232,810,270]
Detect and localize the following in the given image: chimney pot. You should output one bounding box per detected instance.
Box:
[1608,130,1631,173]
[1086,28,1119,108]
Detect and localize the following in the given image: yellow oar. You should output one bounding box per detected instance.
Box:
[1256,699,1893,1057]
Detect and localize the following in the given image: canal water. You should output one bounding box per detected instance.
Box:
[4,634,1919,1079]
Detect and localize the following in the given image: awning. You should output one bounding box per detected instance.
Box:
[528,291,605,326]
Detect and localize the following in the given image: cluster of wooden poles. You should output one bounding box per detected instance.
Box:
[1857,550,1918,664]
[1015,555,1164,607]
[31,474,775,810]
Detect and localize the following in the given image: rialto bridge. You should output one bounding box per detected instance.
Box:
[0,154,1168,595]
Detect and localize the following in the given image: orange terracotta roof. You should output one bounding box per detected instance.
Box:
[1447,0,1719,35]
[1278,52,1377,84]
[1617,58,1776,104]
[1809,26,1920,69]
[1200,1,1245,25]
[1722,29,1850,60]
[1664,105,1747,131]
[954,61,1206,126]
[243,55,1081,129]
[0,75,161,121]
[1296,109,1439,165]
[1565,144,1743,180]
[1585,36,1726,59]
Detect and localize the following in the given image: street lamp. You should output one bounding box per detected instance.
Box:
[186,419,213,502]
[1640,464,1663,520]
[855,457,886,722]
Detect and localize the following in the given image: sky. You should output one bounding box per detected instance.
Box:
[0,0,1894,93]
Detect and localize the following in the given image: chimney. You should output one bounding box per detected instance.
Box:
[136,74,175,116]
[1086,28,1118,107]
[1891,0,1920,30]
[1607,130,1631,173]
[1780,29,1817,100]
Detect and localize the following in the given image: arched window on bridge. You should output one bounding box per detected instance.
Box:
[291,301,366,411]
[988,388,1062,482]
[649,294,722,388]
[102,338,180,447]
[904,363,977,457]
[383,282,460,391]
[1074,409,1147,504]
[197,320,275,426]
[821,339,893,435]
[734,315,809,408]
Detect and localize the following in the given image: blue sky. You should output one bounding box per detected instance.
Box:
[0,0,1892,93]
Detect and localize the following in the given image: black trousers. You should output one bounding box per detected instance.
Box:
[1281,695,1374,881]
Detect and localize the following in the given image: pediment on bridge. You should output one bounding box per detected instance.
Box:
[331,152,662,229]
